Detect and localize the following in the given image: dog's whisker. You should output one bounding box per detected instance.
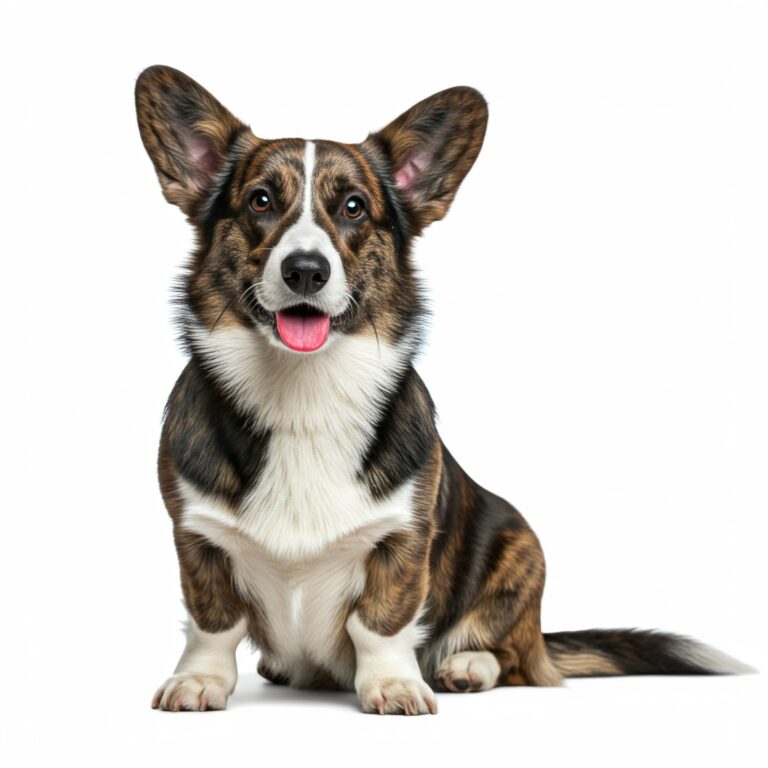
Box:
[210,295,238,333]
[367,312,381,356]
[239,282,266,306]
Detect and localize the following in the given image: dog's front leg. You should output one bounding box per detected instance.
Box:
[152,530,247,711]
[346,528,436,715]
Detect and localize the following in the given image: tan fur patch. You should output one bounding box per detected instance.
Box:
[548,652,622,677]
[352,441,441,636]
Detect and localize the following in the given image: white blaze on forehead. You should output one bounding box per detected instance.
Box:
[259,140,348,316]
[302,140,315,217]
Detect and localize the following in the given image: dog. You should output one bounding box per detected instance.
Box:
[136,65,749,715]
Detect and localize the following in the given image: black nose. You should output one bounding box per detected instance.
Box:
[281,250,331,296]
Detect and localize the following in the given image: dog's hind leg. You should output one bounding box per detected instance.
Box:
[434,604,561,691]
[432,527,562,692]
[257,656,289,686]
[493,598,562,687]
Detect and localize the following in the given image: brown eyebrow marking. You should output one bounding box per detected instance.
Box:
[235,140,305,201]
[315,140,385,219]
[341,144,384,218]
[233,141,272,200]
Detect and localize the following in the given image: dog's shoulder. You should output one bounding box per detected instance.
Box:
[360,366,438,500]
[162,356,270,504]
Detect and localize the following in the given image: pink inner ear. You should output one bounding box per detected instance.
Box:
[394,150,432,193]
[184,130,221,191]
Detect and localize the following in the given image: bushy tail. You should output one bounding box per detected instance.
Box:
[544,629,754,678]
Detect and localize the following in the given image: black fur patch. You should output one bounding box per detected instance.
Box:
[163,357,270,504]
[358,368,437,499]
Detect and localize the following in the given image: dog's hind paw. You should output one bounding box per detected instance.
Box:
[436,651,501,692]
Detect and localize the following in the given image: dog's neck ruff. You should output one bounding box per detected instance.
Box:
[181,322,419,561]
[187,321,414,435]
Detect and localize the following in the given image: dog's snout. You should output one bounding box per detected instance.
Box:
[281,251,331,296]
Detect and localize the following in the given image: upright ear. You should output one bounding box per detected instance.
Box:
[364,86,488,231]
[135,65,248,217]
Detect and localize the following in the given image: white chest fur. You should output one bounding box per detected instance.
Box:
[180,480,413,686]
[178,325,417,683]
[186,323,415,559]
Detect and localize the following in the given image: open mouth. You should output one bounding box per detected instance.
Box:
[275,304,331,353]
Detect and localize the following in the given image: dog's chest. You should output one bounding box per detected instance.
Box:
[185,326,415,559]
[180,475,414,685]
[179,329,417,679]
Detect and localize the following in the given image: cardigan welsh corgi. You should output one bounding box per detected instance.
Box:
[136,65,750,715]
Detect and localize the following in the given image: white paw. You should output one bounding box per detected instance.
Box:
[358,677,437,715]
[436,651,500,692]
[151,673,231,712]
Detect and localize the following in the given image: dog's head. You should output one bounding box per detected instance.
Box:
[136,66,487,356]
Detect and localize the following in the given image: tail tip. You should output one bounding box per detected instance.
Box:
[671,636,756,675]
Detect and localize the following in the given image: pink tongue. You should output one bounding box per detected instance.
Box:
[276,310,330,352]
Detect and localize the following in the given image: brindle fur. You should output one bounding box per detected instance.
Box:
[138,66,746,703]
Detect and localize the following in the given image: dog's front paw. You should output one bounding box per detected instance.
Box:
[151,673,231,712]
[358,677,437,715]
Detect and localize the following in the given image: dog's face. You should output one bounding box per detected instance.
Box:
[136,67,487,354]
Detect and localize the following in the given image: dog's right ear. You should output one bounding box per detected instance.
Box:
[135,65,249,217]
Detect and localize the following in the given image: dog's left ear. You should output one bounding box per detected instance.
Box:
[364,86,488,231]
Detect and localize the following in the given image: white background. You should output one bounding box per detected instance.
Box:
[2,1,766,766]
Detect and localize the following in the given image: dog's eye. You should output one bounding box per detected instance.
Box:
[249,189,272,213]
[343,196,365,220]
